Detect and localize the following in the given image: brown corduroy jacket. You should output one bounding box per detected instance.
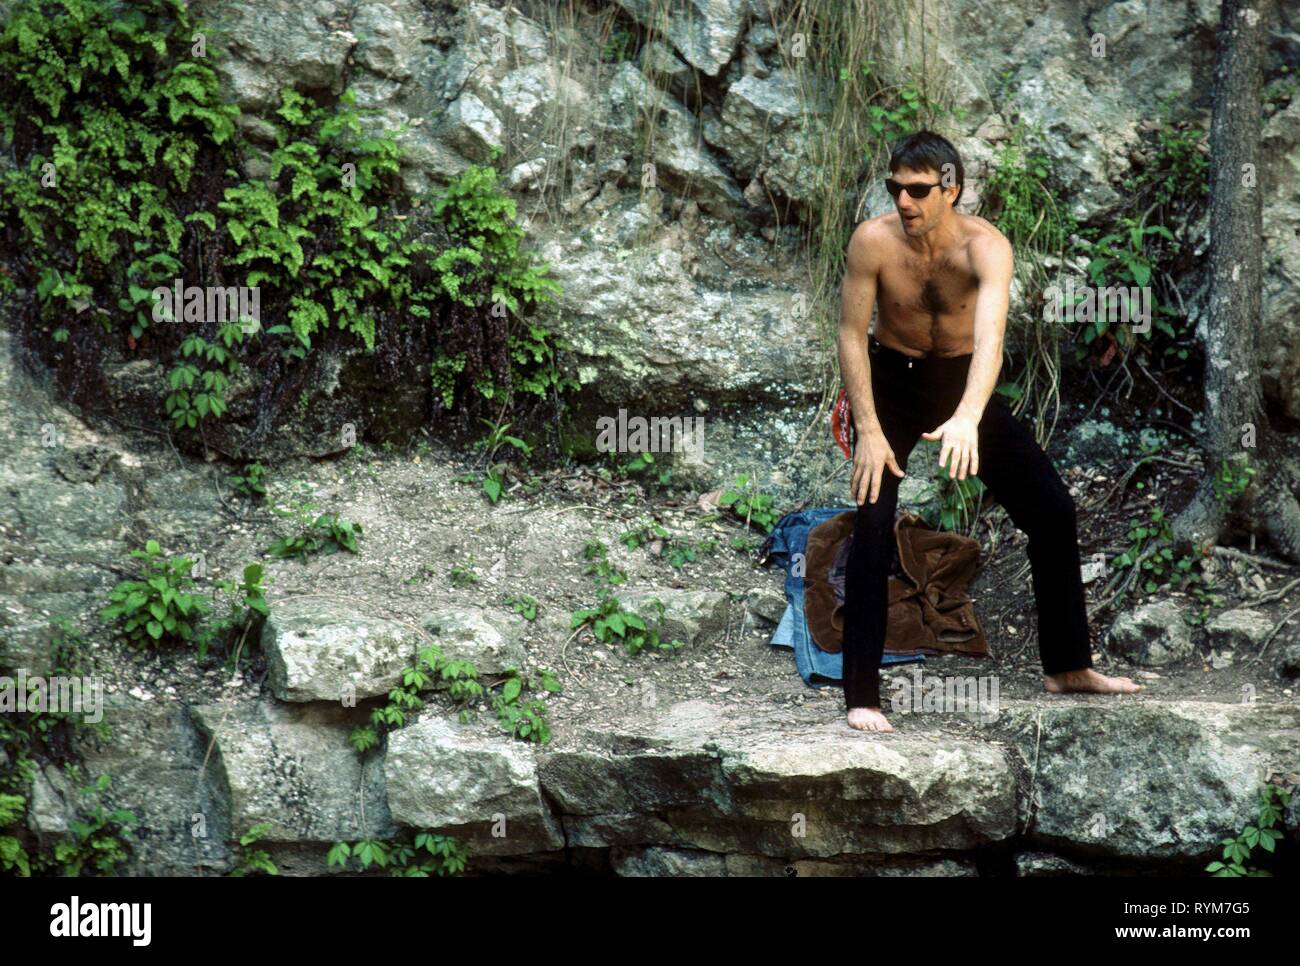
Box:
[803,511,990,658]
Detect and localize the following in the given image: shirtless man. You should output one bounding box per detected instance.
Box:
[836,130,1142,733]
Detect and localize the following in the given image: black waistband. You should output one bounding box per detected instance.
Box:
[869,333,972,370]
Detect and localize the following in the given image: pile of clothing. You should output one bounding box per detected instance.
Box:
[759,507,991,694]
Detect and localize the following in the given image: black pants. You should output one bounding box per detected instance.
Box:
[842,334,1093,709]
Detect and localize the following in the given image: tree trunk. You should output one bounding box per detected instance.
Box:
[1172,0,1300,563]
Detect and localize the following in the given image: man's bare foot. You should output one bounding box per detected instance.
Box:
[1043,667,1144,694]
[847,706,894,732]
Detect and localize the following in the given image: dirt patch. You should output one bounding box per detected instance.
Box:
[83,423,1300,752]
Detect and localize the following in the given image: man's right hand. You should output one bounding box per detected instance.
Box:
[851,424,905,505]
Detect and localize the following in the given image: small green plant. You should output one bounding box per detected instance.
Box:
[848,61,953,143]
[0,770,137,876]
[1265,64,1298,113]
[570,595,683,658]
[600,26,636,64]
[266,502,362,559]
[473,417,532,503]
[0,792,31,876]
[1122,101,1210,210]
[1206,784,1291,876]
[619,519,709,569]
[348,645,483,752]
[0,618,106,793]
[0,617,112,876]
[1112,505,1216,608]
[196,563,269,667]
[227,462,267,499]
[402,562,439,585]
[981,122,1077,254]
[51,773,138,876]
[1212,454,1257,504]
[719,473,780,534]
[505,594,538,620]
[925,472,986,535]
[229,822,279,877]
[1113,506,1175,593]
[492,667,561,743]
[328,830,469,876]
[620,450,673,487]
[164,330,241,430]
[1071,217,1179,354]
[619,519,669,551]
[581,539,628,592]
[100,539,211,646]
[448,564,480,588]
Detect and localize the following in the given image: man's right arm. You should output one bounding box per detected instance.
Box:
[837,222,881,435]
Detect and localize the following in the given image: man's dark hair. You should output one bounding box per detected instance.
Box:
[889,130,964,207]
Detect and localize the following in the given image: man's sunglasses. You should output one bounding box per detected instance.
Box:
[885,178,943,199]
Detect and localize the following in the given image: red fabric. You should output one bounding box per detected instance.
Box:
[832,387,853,460]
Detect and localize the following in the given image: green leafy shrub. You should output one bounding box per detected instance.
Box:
[720,473,780,534]
[1212,454,1257,504]
[980,122,1077,254]
[505,594,538,620]
[0,772,137,877]
[0,793,31,876]
[196,562,269,667]
[492,667,560,743]
[571,594,682,657]
[100,539,211,645]
[51,773,138,876]
[0,0,243,414]
[229,822,278,877]
[226,461,267,499]
[328,831,468,876]
[0,618,105,795]
[348,645,483,753]
[1122,102,1210,209]
[0,0,571,447]
[1206,785,1291,877]
[1111,504,1219,618]
[266,503,362,559]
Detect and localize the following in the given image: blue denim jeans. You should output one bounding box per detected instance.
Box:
[763,507,924,694]
[841,334,1094,709]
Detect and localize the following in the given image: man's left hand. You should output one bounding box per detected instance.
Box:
[922,413,980,480]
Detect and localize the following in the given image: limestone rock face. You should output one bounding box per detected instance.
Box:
[263,600,423,703]
[43,0,1296,491]
[976,701,1300,860]
[191,701,396,845]
[262,601,527,703]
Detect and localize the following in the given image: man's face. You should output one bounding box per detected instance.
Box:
[891,165,954,235]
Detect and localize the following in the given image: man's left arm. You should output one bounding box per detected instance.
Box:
[922,233,1014,480]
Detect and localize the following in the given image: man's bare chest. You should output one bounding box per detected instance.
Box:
[878,252,978,318]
